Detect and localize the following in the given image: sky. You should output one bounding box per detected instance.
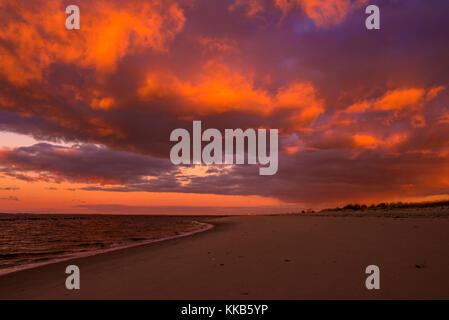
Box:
[0,0,449,214]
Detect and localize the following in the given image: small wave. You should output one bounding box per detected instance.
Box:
[129,237,148,241]
[76,242,104,247]
[0,220,214,276]
[0,250,74,259]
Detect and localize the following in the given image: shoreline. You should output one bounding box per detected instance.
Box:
[0,220,214,277]
[0,215,448,299]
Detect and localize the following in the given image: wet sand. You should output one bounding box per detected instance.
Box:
[0,215,448,299]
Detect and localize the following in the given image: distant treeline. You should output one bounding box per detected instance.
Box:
[322,200,449,212]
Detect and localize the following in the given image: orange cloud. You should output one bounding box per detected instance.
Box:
[353,134,380,149]
[277,0,367,27]
[374,88,425,111]
[139,61,324,130]
[231,0,367,28]
[229,0,264,17]
[385,133,408,148]
[345,87,445,114]
[411,114,426,128]
[439,113,449,124]
[426,86,445,100]
[91,97,116,110]
[352,132,408,151]
[285,145,301,155]
[0,0,185,85]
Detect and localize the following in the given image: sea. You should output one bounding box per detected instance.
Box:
[0,214,211,275]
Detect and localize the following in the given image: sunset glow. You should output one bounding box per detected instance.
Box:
[1,0,449,213]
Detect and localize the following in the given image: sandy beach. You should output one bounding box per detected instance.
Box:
[0,215,448,300]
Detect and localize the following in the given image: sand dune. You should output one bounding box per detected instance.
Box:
[0,215,448,299]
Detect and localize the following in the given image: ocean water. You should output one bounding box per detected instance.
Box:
[0,214,208,275]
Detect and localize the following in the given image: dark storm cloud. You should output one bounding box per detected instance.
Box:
[0,143,177,185]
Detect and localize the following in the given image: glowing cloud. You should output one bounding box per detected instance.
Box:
[231,0,367,27]
[0,0,185,85]
[346,87,445,114]
[139,61,324,130]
